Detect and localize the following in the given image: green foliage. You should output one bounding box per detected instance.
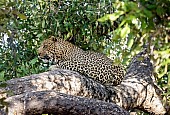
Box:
[98,11,125,22]
[0,0,169,112]
[98,0,170,86]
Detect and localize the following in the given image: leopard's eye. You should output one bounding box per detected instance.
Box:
[50,36,57,41]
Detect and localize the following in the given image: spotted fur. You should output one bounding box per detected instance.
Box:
[38,36,125,86]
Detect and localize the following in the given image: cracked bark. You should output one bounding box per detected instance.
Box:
[3,91,129,115]
[0,49,166,115]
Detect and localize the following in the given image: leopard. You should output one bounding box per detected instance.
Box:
[38,36,125,87]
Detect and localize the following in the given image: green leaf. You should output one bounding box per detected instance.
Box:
[12,9,19,15]
[120,23,130,38]
[42,20,45,28]
[36,33,43,38]
[119,19,126,27]
[156,6,164,16]
[0,0,5,7]
[125,2,138,12]
[18,13,27,20]
[127,37,134,49]
[143,9,152,18]
[0,71,5,82]
[30,57,38,65]
[108,11,125,21]
[98,11,124,22]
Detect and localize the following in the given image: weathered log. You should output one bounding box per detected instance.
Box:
[0,69,109,101]
[108,49,166,114]
[0,49,166,114]
[2,91,129,115]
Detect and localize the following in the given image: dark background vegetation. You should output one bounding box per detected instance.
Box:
[0,0,169,113]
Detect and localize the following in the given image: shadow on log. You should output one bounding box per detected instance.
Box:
[0,49,166,115]
[4,91,129,115]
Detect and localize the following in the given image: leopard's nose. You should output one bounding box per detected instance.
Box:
[38,52,42,58]
[38,52,41,56]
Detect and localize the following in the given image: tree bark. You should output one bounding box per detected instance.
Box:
[2,91,129,115]
[0,48,166,114]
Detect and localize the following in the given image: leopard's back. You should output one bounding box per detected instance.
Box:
[59,50,125,86]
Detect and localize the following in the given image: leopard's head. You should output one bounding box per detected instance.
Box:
[38,36,74,64]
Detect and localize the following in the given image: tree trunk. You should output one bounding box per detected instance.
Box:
[2,91,129,115]
[0,48,166,114]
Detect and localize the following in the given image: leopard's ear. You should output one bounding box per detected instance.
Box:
[49,36,57,41]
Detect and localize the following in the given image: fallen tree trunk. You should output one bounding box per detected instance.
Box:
[0,48,166,114]
[3,91,129,115]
